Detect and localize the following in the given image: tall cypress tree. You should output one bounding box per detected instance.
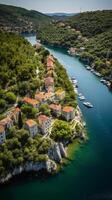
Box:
[18,111,23,129]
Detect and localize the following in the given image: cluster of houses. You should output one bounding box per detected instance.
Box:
[0,55,75,144]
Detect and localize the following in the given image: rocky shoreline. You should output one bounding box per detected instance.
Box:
[0,107,86,185]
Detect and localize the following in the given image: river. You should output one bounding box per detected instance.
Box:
[1,35,112,200]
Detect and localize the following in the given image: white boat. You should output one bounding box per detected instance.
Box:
[85,65,91,70]
[78,93,82,96]
[90,69,94,73]
[83,102,93,108]
[100,78,107,84]
[94,71,101,77]
[79,95,86,100]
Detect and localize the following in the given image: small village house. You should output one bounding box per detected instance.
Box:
[0,117,13,133]
[0,125,6,144]
[45,77,54,92]
[49,104,61,117]
[55,89,65,100]
[22,97,39,108]
[25,119,38,137]
[62,106,75,121]
[38,114,52,135]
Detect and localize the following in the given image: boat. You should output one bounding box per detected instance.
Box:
[83,102,93,108]
[100,78,107,84]
[79,95,86,100]
[78,93,82,96]
[90,69,94,73]
[94,71,101,77]
[85,65,91,70]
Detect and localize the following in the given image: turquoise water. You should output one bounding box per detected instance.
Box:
[1,36,112,200]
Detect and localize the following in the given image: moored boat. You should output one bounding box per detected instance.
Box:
[83,101,93,108]
[79,95,86,100]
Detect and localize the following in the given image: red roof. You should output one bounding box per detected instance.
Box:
[25,119,37,127]
[63,106,74,113]
[49,104,61,111]
[38,115,49,124]
[35,92,45,101]
[23,97,39,106]
[45,77,54,86]
[0,117,13,126]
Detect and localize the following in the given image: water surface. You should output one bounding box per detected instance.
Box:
[1,35,112,200]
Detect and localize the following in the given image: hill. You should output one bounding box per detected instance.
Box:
[46,13,77,20]
[37,10,112,84]
[0,4,52,33]
[66,10,112,37]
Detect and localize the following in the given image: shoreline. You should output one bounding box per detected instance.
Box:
[0,106,87,186]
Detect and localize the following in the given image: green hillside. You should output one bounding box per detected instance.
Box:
[66,10,112,37]
[37,10,112,83]
[0,4,52,32]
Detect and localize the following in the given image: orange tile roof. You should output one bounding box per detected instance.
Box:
[45,77,54,86]
[25,119,37,127]
[13,107,20,114]
[45,92,54,98]
[63,106,74,113]
[35,92,46,101]
[47,55,54,62]
[0,125,5,133]
[38,115,49,124]
[49,104,61,111]
[23,97,39,106]
[0,117,12,126]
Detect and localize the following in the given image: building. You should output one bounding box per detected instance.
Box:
[0,125,6,144]
[49,104,61,117]
[55,89,65,100]
[80,47,85,52]
[45,77,54,92]
[25,119,38,137]
[46,55,54,71]
[38,114,51,135]
[0,117,13,132]
[62,106,75,121]
[22,97,39,108]
[35,92,54,103]
[35,92,47,103]
[45,92,54,102]
[9,107,21,124]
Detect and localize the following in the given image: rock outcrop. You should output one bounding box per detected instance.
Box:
[0,159,57,184]
[48,142,67,163]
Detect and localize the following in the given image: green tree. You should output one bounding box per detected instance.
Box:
[5,92,16,104]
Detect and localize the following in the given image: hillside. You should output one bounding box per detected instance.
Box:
[66,10,112,37]
[37,10,112,84]
[0,4,52,33]
[0,31,44,113]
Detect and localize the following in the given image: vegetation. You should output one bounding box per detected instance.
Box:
[51,120,72,142]
[37,10,112,82]
[66,10,112,37]
[54,59,77,107]
[0,31,46,113]
[0,128,52,178]
[0,4,52,33]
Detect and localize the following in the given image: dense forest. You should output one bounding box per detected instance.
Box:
[37,10,112,83]
[0,4,52,33]
[0,32,44,113]
[66,10,112,37]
